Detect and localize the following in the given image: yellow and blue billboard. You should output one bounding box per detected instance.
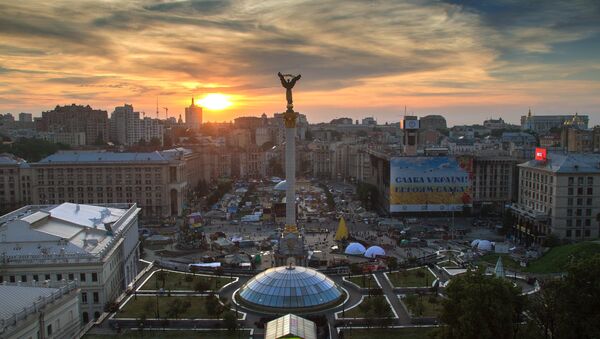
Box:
[390,156,473,212]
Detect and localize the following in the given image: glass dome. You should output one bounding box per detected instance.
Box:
[237,266,344,311]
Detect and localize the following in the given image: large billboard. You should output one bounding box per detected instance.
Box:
[390,156,472,212]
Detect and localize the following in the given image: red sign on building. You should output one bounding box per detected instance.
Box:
[535,148,547,161]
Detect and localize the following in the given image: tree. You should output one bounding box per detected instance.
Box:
[370,295,393,327]
[194,279,210,293]
[387,257,399,273]
[222,310,238,332]
[165,298,191,319]
[205,294,220,317]
[438,270,524,339]
[527,254,600,339]
[149,137,162,147]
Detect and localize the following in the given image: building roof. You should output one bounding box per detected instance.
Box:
[37,150,171,164]
[265,314,317,339]
[0,285,59,324]
[0,203,136,262]
[518,152,600,173]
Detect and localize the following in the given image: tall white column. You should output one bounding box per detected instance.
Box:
[285,125,296,226]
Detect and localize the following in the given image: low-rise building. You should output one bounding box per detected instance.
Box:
[0,202,140,324]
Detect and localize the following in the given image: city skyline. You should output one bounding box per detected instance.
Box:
[1,0,600,126]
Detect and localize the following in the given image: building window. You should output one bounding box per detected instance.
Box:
[33,274,38,281]
[568,198,573,206]
[586,209,592,216]
[10,276,15,283]
[585,229,591,237]
[94,311,100,319]
[82,292,88,303]
[45,274,50,281]
[588,188,593,195]
[568,187,573,195]
[93,292,99,304]
[56,273,62,281]
[80,273,86,282]
[567,209,573,217]
[83,312,89,323]
[47,324,52,336]
[588,177,594,185]
[92,273,98,282]
[566,230,572,237]
[585,219,591,226]
[576,219,582,227]
[69,273,74,280]
[567,220,572,227]
[568,177,574,185]
[576,230,581,237]
[21,275,27,282]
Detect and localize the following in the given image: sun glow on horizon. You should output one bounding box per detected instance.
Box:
[198,93,232,110]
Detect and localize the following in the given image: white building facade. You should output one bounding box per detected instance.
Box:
[0,202,140,324]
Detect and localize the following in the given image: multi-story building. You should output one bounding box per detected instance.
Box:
[239,146,267,178]
[561,126,594,153]
[0,202,140,324]
[0,282,81,339]
[185,98,203,131]
[0,154,32,212]
[30,151,187,217]
[483,117,507,130]
[521,110,589,133]
[509,153,600,244]
[41,131,87,147]
[110,104,163,146]
[308,140,333,178]
[37,104,110,145]
[420,115,447,130]
[18,112,32,123]
[472,156,518,212]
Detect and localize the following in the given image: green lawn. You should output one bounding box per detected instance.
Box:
[479,242,600,274]
[83,330,250,339]
[387,268,436,288]
[402,294,443,317]
[116,296,239,319]
[525,242,600,273]
[141,271,234,291]
[342,296,392,318]
[348,275,378,288]
[341,327,437,339]
[478,254,522,272]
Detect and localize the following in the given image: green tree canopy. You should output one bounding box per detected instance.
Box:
[439,270,524,339]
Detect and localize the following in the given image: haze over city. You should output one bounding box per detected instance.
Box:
[1,0,600,126]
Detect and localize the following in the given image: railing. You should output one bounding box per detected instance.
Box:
[0,280,78,333]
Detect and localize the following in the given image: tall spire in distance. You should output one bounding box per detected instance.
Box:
[191,97,195,106]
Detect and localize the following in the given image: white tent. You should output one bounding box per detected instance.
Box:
[274,180,287,191]
[471,239,480,247]
[344,242,366,255]
[364,246,385,258]
[477,240,493,251]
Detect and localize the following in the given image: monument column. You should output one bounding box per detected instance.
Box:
[284,110,297,227]
[277,72,301,233]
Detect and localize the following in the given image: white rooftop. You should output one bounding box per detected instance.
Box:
[0,203,133,261]
[519,152,600,173]
[265,314,317,339]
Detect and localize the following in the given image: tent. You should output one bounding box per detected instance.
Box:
[344,242,366,255]
[471,239,480,247]
[477,240,493,251]
[274,180,287,191]
[364,246,385,258]
[334,217,349,241]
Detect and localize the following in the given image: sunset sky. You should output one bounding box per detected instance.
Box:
[1,0,599,126]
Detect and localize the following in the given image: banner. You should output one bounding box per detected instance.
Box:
[390,156,472,212]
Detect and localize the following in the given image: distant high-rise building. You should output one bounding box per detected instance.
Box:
[38,104,109,145]
[185,98,203,131]
[18,112,32,123]
[401,116,419,156]
[362,117,376,125]
[110,104,163,146]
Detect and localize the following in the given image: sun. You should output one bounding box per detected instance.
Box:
[198,93,232,110]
